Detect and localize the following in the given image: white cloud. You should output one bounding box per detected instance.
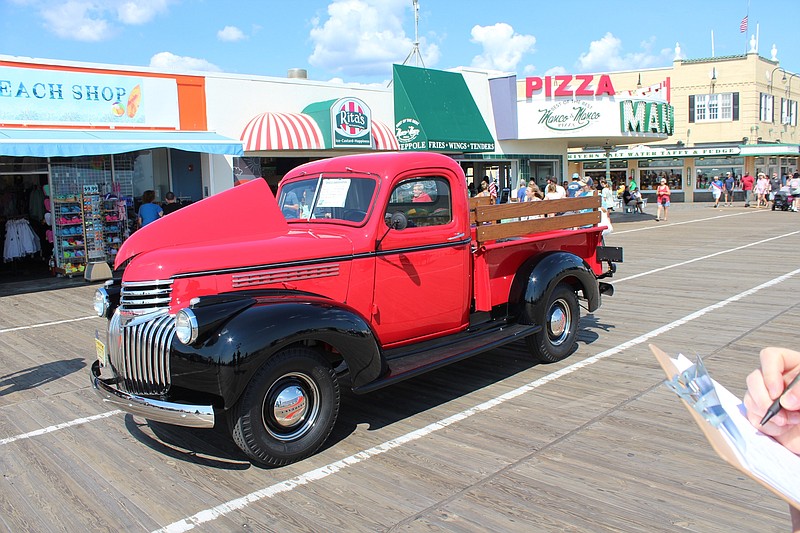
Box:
[576,32,672,72]
[469,23,535,72]
[218,25,246,42]
[544,65,567,76]
[308,0,440,78]
[149,52,222,73]
[117,0,169,25]
[40,1,114,42]
[326,77,389,89]
[32,0,171,41]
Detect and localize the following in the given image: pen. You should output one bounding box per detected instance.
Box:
[760,372,800,426]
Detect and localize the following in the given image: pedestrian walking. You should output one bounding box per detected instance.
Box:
[742,172,755,207]
[723,172,735,206]
[755,173,770,208]
[790,172,800,212]
[769,173,782,208]
[709,175,724,208]
[656,178,670,221]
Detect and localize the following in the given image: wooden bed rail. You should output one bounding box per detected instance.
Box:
[469,195,602,245]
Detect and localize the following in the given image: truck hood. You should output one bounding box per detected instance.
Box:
[121,229,356,282]
[115,179,288,269]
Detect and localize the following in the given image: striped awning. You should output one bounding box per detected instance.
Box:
[372,120,399,151]
[240,112,325,151]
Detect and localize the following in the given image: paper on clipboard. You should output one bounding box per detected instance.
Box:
[650,344,800,510]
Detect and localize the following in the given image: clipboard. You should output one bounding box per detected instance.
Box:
[650,343,800,510]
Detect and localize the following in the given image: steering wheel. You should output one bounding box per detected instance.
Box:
[342,209,368,222]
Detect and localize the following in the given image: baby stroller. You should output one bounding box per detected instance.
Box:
[772,191,793,211]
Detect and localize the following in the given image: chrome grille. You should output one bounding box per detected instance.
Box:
[120,279,173,314]
[107,279,175,395]
[109,309,174,395]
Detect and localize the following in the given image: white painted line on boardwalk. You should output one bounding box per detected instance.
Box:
[0,410,121,446]
[155,267,800,533]
[614,209,765,234]
[0,315,97,334]
[610,230,800,284]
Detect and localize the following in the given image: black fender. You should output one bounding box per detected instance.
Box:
[170,294,384,409]
[508,251,601,322]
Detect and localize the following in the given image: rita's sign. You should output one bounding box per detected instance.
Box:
[331,97,371,148]
[525,74,616,99]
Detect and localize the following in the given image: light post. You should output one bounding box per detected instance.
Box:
[768,66,799,93]
[603,141,614,185]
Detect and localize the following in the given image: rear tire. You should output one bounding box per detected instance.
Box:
[229,347,339,467]
[525,284,579,363]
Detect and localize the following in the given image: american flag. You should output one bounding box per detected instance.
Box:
[740,15,748,33]
[488,180,497,198]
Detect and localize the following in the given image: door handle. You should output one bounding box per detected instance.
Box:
[447,232,466,241]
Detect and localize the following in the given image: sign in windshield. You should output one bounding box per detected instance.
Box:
[279,176,376,223]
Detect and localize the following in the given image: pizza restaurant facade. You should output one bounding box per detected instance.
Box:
[481,72,674,193]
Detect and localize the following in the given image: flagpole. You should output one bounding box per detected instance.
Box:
[745,0,750,53]
[711,30,715,57]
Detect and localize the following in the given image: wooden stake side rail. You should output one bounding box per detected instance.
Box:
[470,195,601,245]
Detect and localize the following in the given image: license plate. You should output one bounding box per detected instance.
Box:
[95,338,108,367]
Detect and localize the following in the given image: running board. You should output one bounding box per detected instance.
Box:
[353,322,540,394]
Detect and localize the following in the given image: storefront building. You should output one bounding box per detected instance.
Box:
[0,53,678,285]
[0,56,243,281]
[201,64,502,194]
[567,45,799,202]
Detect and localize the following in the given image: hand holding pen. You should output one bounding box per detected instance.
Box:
[760,372,800,426]
[743,347,800,455]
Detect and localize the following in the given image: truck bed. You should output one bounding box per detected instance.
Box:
[469,195,606,311]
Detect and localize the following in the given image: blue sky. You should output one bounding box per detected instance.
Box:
[1,0,798,87]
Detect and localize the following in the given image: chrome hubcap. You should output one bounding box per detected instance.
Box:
[272,386,307,427]
[548,300,571,346]
[263,372,320,441]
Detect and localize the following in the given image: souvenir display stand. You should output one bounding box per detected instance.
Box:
[52,194,86,276]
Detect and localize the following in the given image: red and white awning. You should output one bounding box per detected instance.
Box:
[372,120,399,151]
[240,112,325,151]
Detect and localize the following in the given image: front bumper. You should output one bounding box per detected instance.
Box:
[91,361,215,428]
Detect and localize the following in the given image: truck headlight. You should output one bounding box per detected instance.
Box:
[93,287,110,317]
[175,309,198,344]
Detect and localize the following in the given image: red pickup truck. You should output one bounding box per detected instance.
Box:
[91,151,620,466]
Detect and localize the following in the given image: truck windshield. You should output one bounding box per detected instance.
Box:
[278,176,377,223]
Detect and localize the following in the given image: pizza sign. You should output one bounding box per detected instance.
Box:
[331,97,372,148]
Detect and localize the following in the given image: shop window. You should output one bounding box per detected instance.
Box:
[695,167,743,189]
[638,170,682,191]
[637,158,683,191]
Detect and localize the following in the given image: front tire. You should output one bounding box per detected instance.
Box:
[229,347,339,467]
[525,284,579,363]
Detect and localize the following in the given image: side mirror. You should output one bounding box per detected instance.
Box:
[389,211,408,230]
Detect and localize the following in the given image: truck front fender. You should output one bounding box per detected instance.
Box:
[171,296,384,409]
[508,251,601,321]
